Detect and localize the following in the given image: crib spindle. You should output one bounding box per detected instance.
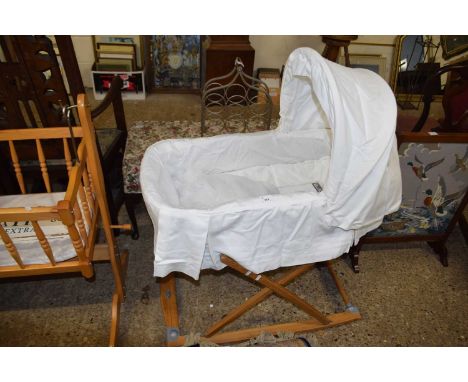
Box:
[70,224,90,272]
[35,139,52,193]
[78,183,92,228]
[66,138,92,225]
[57,200,92,278]
[73,201,88,248]
[82,166,95,217]
[87,168,96,196]
[82,160,96,198]
[63,138,73,174]
[31,221,56,265]
[8,140,26,194]
[0,225,25,268]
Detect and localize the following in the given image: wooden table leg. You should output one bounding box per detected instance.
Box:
[459,214,468,245]
[428,240,449,267]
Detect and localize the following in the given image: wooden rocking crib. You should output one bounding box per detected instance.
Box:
[0,94,128,346]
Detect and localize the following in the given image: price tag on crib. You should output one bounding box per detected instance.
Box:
[312,182,323,193]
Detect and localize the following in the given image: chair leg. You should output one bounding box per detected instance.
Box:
[103,172,120,237]
[124,193,140,240]
[459,215,468,245]
[428,240,448,267]
[348,242,362,273]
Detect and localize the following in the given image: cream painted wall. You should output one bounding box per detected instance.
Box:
[69,35,468,90]
[347,36,396,82]
[250,35,397,83]
[250,35,324,71]
[71,35,400,88]
[71,36,94,88]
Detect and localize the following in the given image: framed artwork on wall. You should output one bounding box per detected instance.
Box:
[92,36,143,69]
[339,54,387,79]
[441,35,468,60]
[150,35,201,92]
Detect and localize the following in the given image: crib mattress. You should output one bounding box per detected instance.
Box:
[0,192,83,267]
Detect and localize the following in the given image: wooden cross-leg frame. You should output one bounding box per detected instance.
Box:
[158,255,361,346]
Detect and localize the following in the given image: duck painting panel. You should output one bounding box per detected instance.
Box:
[369,141,468,237]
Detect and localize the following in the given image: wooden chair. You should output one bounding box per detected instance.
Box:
[0,94,129,345]
[413,62,468,133]
[349,131,468,272]
[0,35,129,235]
[321,35,358,66]
[396,62,468,134]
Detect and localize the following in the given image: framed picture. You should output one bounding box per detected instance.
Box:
[441,35,468,60]
[92,35,143,68]
[95,58,134,72]
[108,36,135,44]
[150,35,201,92]
[339,54,387,79]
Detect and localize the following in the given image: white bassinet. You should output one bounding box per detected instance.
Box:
[141,48,402,281]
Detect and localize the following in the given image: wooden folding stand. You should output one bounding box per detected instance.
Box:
[159,255,361,346]
[0,94,129,346]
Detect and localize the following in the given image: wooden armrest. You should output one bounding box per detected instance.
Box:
[412,63,468,133]
[397,130,468,147]
[91,76,127,134]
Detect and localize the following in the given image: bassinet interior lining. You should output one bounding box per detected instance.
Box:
[174,128,332,210]
[179,156,331,209]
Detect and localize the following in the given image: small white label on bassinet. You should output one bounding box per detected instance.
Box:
[312,182,323,193]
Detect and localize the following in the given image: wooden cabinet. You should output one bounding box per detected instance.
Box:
[203,36,255,85]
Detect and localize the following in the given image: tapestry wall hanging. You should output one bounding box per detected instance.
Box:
[152,35,201,90]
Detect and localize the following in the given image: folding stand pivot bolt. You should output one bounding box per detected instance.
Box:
[345,303,359,313]
[166,328,180,342]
